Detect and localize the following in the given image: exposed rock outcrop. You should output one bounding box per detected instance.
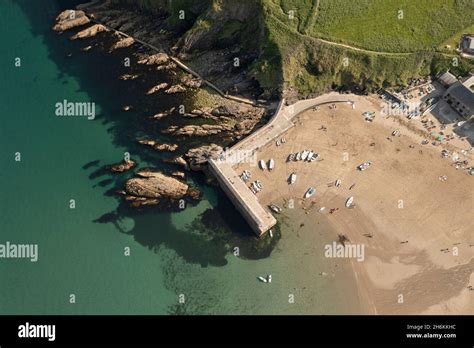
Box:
[146,82,169,95]
[151,106,175,120]
[53,10,90,32]
[171,171,186,179]
[70,24,108,40]
[119,74,139,81]
[122,169,199,207]
[185,144,223,171]
[162,123,233,136]
[138,53,169,65]
[181,75,202,89]
[109,159,137,173]
[156,62,177,71]
[109,36,135,51]
[163,156,188,169]
[165,84,186,94]
[137,139,178,152]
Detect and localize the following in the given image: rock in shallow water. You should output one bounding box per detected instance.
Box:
[109,159,136,173]
[70,24,108,40]
[122,169,199,207]
[53,10,90,32]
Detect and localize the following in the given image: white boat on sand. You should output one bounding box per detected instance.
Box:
[335,179,341,187]
[305,187,316,198]
[268,159,275,171]
[345,196,354,208]
[269,204,282,214]
[289,172,297,184]
[357,161,371,171]
[259,160,267,170]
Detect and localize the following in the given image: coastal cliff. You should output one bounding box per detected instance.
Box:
[89,0,474,100]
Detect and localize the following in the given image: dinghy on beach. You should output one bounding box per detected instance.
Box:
[305,187,316,198]
[289,172,297,184]
[268,159,275,171]
[269,204,282,214]
[345,196,354,208]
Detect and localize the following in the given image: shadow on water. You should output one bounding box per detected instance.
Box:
[15,0,281,266]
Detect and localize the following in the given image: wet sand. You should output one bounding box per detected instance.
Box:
[235,95,474,314]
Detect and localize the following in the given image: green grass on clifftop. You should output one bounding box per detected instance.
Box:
[257,0,474,94]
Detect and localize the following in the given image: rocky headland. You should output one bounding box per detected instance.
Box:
[52,3,271,211]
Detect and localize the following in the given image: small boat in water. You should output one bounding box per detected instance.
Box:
[345,196,354,208]
[335,179,341,187]
[268,159,275,171]
[267,275,272,283]
[305,187,316,198]
[269,229,273,238]
[258,276,268,283]
[259,160,267,170]
[269,204,282,213]
[289,172,297,184]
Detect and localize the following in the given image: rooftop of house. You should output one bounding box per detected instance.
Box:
[438,71,458,86]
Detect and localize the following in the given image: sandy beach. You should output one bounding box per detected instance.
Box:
[235,94,474,314]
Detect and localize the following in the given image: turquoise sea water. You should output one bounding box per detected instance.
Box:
[0,0,362,314]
